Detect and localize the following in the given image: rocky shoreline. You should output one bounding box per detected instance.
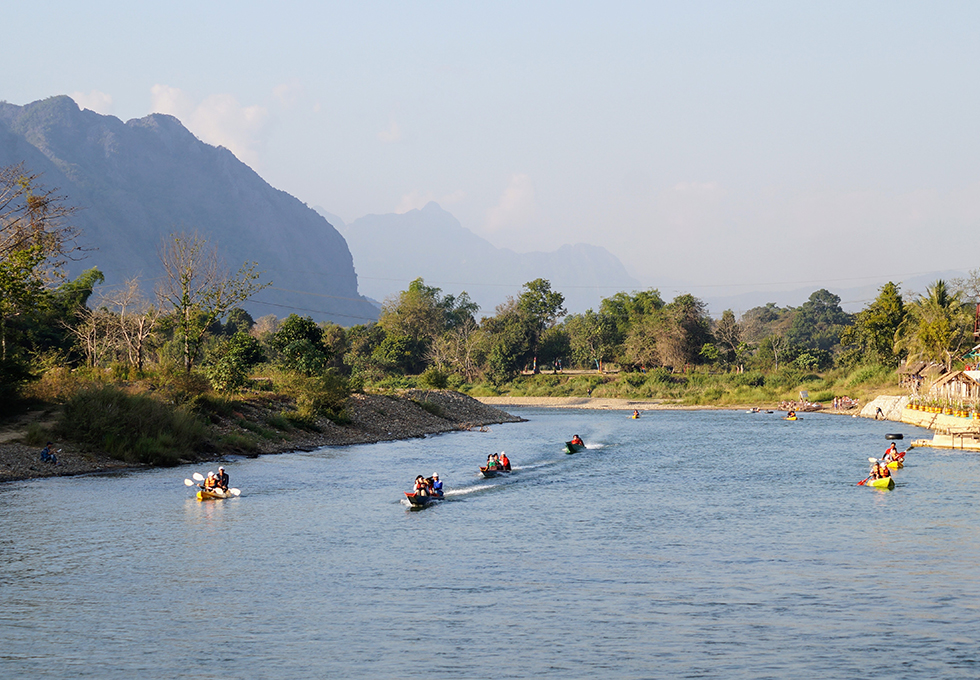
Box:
[0,390,524,484]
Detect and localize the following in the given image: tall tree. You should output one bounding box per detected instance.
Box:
[898,280,972,372]
[839,282,905,367]
[157,232,269,373]
[785,289,851,351]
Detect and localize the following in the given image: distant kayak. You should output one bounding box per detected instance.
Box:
[783,416,798,421]
[868,477,895,489]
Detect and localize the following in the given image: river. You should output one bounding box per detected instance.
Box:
[1,408,977,679]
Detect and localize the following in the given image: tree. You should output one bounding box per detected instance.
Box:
[898,280,972,372]
[785,289,851,351]
[204,331,265,391]
[839,282,905,367]
[565,310,617,369]
[100,277,161,372]
[658,294,712,367]
[0,165,82,366]
[378,278,479,374]
[157,232,269,373]
[269,314,330,376]
[714,310,742,367]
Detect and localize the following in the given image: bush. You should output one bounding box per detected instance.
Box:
[57,384,206,466]
[419,367,449,389]
[279,370,351,425]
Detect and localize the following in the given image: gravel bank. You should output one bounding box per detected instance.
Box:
[0,390,523,484]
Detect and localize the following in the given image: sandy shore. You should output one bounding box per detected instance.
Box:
[475,396,741,410]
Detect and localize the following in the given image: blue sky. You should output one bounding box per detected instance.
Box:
[9,1,980,303]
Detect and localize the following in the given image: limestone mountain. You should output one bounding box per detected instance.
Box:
[0,96,378,325]
[332,202,640,315]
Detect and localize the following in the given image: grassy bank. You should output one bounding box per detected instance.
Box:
[453,364,902,407]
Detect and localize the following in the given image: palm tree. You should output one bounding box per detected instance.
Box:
[898,280,973,371]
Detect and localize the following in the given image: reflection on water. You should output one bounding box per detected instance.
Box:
[1,409,978,678]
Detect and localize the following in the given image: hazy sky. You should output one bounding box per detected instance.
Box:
[8,1,980,303]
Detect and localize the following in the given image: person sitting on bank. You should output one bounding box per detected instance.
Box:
[215,466,229,491]
[430,473,443,496]
[499,452,511,471]
[570,435,584,446]
[39,442,58,465]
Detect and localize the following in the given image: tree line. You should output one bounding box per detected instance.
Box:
[2,162,978,411]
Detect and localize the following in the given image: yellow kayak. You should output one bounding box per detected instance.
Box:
[197,488,235,501]
[886,460,903,470]
[868,477,895,489]
[784,416,797,421]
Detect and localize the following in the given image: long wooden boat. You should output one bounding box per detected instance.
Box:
[404,491,443,507]
[197,488,235,501]
[565,441,586,454]
[868,477,895,489]
[480,466,510,478]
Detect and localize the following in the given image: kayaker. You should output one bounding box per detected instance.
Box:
[633,409,640,418]
[201,471,218,491]
[883,443,898,463]
[430,473,443,497]
[499,452,511,471]
[787,410,796,419]
[216,466,229,491]
[414,475,430,496]
[570,435,584,446]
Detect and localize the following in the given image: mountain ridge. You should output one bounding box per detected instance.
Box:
[0,96,378,325]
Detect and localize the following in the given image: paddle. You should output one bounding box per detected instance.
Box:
[192,472,206,482]
[184,478,195,486]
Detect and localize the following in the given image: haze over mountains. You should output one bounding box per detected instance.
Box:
[323,202,640,315]
[0,96,378,324]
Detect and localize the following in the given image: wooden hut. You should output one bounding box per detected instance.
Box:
[899,361,943,394]
[928,370,980,405]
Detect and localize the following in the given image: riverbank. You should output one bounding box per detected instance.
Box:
[0,390,523,484]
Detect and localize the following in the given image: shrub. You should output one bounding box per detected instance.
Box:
[419,367,449,389]
[57,384,206,466]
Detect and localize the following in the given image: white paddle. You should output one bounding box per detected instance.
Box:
[184,478,195,486]
[229,488,241,496]
[192,472,205,482]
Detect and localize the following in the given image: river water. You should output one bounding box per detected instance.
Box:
[1,408,977,679]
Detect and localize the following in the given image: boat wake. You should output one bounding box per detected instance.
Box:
[445,484,494,497]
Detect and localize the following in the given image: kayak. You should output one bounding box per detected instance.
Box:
[886,460,904,470]
[404,491,443,507]
[868,477,895,489]
[565,441,587,454]
[197,488,235,501]
[784,416,798,421]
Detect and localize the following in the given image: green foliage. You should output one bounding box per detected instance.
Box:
[57,384,206,465]
[204,331,265,391]
[269,314,330,376]
[419,367,449,389]
[413,399,446,418]
[786,289,852,351]
[188,393,237,422]
[839,282,905,368]
[24,421,49,446]
[898,280,972,371]
[278,370,351,425]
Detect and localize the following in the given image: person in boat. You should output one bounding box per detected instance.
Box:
[570,435,584,446]
[632,409,640,418]
[215,466,229,491]
[499,452,511,471]
[883,443,898,463]
[200,472,218,491]
[486,453,498,469]
[430,473,443,497]
[414,475,430,496]
[787,410,796,418]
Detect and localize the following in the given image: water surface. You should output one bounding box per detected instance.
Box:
[1,409,976,678]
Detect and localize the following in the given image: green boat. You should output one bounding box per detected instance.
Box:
[565,441,586,454]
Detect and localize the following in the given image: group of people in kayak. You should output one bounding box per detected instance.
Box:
[484,452,511,471]
[200,466,230,492]
[868,443,905,481]
[413,473,443,497]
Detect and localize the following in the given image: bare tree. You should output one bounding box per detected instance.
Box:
[66,307,116,368]
[157,233,270,373]
[100,277,161,371]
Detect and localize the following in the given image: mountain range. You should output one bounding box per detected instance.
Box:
[0,96,379,325]
[326,202,641,316]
